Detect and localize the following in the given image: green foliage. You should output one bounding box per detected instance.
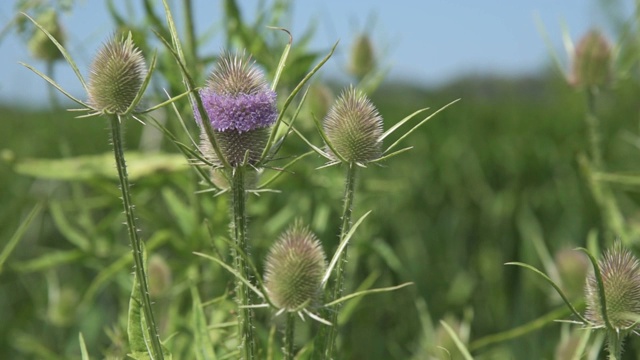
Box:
[5,1,640,359]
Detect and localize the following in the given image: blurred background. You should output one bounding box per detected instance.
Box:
[2,0,640,359]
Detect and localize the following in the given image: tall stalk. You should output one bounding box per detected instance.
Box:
[324,162,358,358]
[230,165,255,359]
[606,330,623,360]
[284,312,296,360]
[109,115,164,360]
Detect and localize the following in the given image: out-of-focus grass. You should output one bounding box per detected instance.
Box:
[2,70,640,358]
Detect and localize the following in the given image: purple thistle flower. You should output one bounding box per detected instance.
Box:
[196,89,277,132]
[196,52,277,133]
[196,52,278,167]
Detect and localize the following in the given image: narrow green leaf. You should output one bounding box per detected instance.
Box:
[193,252,265,299]
[22,12,88,91]
[128,263,150,356]
[313,113,347,163]
[269,27,292,91]
[0,203,42,274]
[126,49,158,115]
[379,108,429,141]
[440,320,474,360]
[19,62,90,108]
[325,282,412,307]
[322,210,372,287]
[577,247,613,330]
[260,41,339,163]
[79,333,90,360]
[191,286,217,360]
[258,151,313,189]
[289,125,332,160]
[505,262,589,324]
[383,98,460,154]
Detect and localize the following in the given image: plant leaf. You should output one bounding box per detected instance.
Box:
[0,202,42,274]
[440,320,474,360]
[505,262,590,324]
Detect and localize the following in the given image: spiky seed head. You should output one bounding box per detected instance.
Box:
[28,9,65,62]
[348,33,376,80]
[264,222,326,311]
[87,33,147,114]
[323,86,383,164]
[585,243,640,330]
[199,127,270,167]
[195,52,277,167]
[570,29,612,89]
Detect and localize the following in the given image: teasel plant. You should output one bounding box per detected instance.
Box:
[508,242,640,360]
[18,11,194,360]
[287,86,458,357]
[194,217,412,359]
[537,22,628,245]
[151,1,340,357]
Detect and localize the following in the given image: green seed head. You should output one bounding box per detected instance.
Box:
[585,243,640,330]
[28,9,65,62]
[87,33,147,114]
[571,29,612,89]
[199,127,270,167]
[348,33,376,80]
[207,52,269,96]
[323,86,383,164]
[264,222,326,311]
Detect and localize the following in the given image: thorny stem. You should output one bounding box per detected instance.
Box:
[324,162,358,358]
[284,312,295,360]
[607,329,624,360]
[231,165,256,359]
[109,115,164,360]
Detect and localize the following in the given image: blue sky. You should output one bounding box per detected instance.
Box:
[0,0,632,106]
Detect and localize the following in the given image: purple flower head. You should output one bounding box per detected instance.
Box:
[196,89,277,132]
[195,52,277,133]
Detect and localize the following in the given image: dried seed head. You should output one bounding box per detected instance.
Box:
[28,9,65,62]
[87,33,147,114]
[264,222,326,311]
[571,29,612,89]
[585,243,640,330]
[323,86,383,164]
[348,33,376,80]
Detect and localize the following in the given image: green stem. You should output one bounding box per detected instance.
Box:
[231,166,255,359]
[109,115,164,360]
[607,329,624,360]
[284,312,295,360]
[324,162,358,358]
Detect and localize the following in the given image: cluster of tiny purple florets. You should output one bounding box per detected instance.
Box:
[196,89,277,133]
